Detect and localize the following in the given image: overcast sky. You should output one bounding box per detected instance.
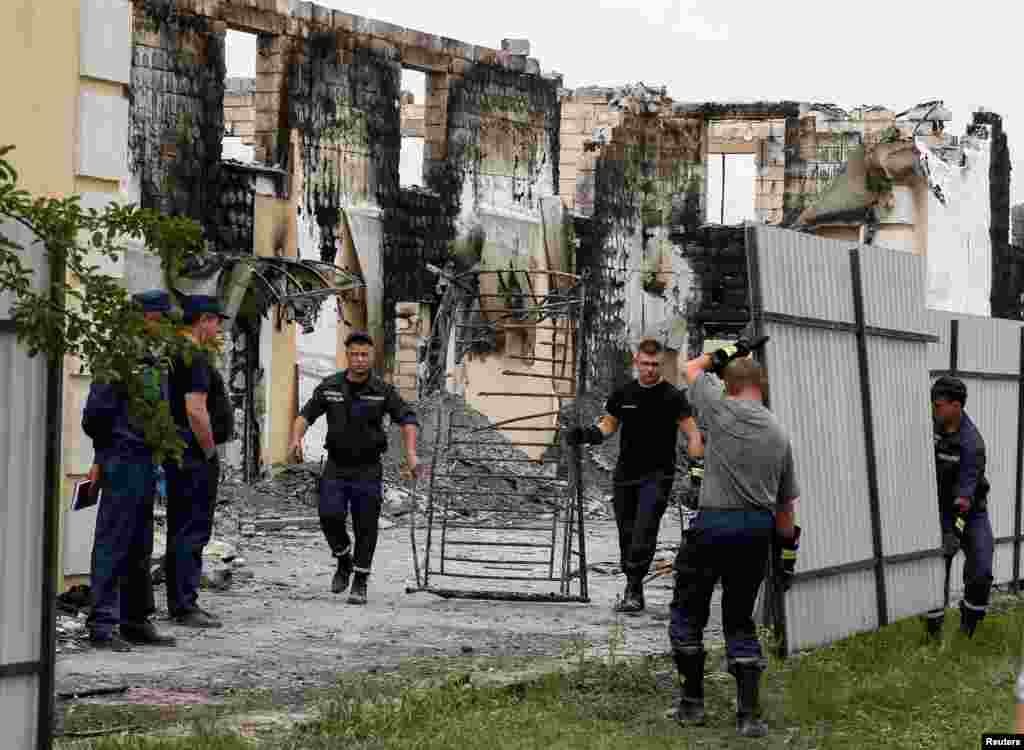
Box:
[226,0,1022,206]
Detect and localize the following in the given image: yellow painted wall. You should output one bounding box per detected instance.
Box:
[2,0,84,592]
[255,193,299,467]
[0,0,79,197]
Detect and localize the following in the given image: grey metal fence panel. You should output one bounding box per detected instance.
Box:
[867,337,940,557]
[786,570,878,653]
[927,310,953,373]
[859,244,932,335]
[755,227,856,325]
[885,557,946,624]
[961,379,1017,541]
[957,314,1023,375]
[764,321,873,569]
[0,676,37,749]
[0,220,50,749]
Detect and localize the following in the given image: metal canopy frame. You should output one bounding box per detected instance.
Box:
[408,269,591,603]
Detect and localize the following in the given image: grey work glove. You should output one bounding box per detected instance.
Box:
[941,531,960,558]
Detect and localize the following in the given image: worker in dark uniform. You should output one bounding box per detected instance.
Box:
[81,290,177,651]
[926,376,993,638]
[669,340,800,738]
[164,294,229,629]
[570,338,703,614]
[288,331,419,605]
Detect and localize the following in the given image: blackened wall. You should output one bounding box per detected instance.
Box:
[129,4,226,238]
[975,111,1018,319]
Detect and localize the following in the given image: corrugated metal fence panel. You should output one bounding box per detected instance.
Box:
[0,220,48,746]
[0,676,36,749]
[927,310,953,372]
[786,569,878,653]
[764,320,873,570]
[859,244,932,335]
[960,379,1018,541]
[885,556,946,624]
[956,314,1023,375]
[867,337,940,557]
[753,226,855,323]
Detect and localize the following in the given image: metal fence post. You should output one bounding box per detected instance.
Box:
[849,247,888,628]
[744,224,789,657]
[1014,326,1024,591]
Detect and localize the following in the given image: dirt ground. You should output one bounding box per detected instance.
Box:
[54,506,724,712]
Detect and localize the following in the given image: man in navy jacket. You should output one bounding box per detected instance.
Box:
[81,290,177,650]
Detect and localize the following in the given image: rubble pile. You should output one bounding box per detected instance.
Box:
[384,392,614,521]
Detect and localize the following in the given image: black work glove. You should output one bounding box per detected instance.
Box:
[775,525,801,593]
[709,335,770,376]
[942,516,966,557]
[687,457,704,488]
[568,425,605,446]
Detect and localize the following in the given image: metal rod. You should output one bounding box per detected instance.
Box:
[575,277,590,600]
[405,586,590,603]
[422,402,445,587]
[428,489,566,498]
[501,370,576,382]
[441,556,552,566]
[449,440,555,448]
[445,457,561,464]
[466,410,562,430]
[467,426,557,432]
[439,523,556,532]
[850,247,889,628]
[444,540,555,549]
[477,392,574,398]
[422,571,560,582]
[435,473,565,481]
[503,355,566,364]
[1013,326,1023,591]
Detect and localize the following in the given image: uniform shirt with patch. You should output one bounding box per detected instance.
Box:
[168,352,212,457]
[606,379,693,479]
[688,372,799,511]
[300,371,418,479]
[934,412,989,512]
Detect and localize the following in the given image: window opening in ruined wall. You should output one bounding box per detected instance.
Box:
[704,153,757,225]
[399,68,428,188]
[224,29,258,164]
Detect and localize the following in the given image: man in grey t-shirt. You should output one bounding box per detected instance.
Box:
[667,344,801,738]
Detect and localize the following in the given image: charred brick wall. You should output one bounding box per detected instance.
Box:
[129,2,226,236]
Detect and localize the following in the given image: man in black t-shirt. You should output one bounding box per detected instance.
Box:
[164,294,229,629]
[570,338,702,613]
[289,331,419,605]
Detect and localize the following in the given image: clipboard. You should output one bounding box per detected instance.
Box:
[72,479,102,510]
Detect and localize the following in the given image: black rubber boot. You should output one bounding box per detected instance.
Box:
[671,649,706,724]
[959,601,985,638]
[347,572,369,605]
[924,610,945,640]
[614,577,645,613]
[733,662,768,738]
[331,554,353,595]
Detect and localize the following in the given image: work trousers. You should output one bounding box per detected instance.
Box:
[669,509,774,662]
[165,453,219,616]
[319,475,384,573]
[612,473,674,580]
[87,456,157,638]
[944,508,995,611]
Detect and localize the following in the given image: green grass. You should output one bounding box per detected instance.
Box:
[58,597,1024,750]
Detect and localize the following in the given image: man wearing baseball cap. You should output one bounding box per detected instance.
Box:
[164,294,231,628]
[81,289,177,650]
